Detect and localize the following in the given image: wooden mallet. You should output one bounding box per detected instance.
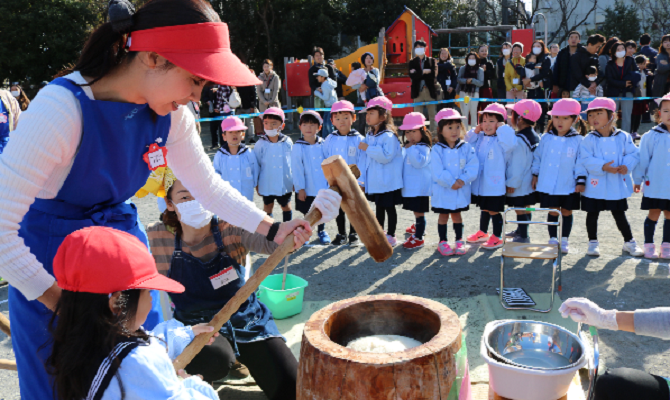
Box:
[173,155,392,371]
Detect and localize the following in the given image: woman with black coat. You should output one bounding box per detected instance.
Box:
[605,42,640,133]
[496,42,512,99]
[436,48,458,110]
[524,40,553,131]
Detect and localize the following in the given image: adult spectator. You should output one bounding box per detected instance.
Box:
[211,84,234,149]
[0,89,21,154]
[358,52,383,101]
[548,43,559,70]
[504,42,526,100]
[238,66,258,144]
[257,59,281,113]
[328,59,348,100]
[308,47,336,108]
[553,31,582,97]
[9,83,30,111]
[639,33,658,71]
[409,40,438,129]
[570,34,606,95]
[436,48,458,110]
[457,52,484,128]
[598,37,620,93]
[477,44,496,112]
[651,35,670,101]
[497,42,512,99]
[524,40,552,131]
[605,41,640,134]
[625,40,637,57]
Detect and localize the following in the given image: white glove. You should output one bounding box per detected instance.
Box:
[558,297,618,330]
[310,189,342,225]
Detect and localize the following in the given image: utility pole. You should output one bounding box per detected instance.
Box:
[502,0,509,24]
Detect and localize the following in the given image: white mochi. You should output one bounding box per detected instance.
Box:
[346,335,422,353]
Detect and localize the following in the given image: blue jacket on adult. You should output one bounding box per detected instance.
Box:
[402,142,432,197]
[359,129,404,194]
[465,124,517,197]
[633,124,670,200]
[430,140,479,210]
[604,57,640,97]
[577,129,639,201]
[254,134,293,196]
[531,128,585,195]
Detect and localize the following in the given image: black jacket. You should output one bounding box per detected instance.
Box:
[436,60,458,96]
[479,58,496,89]
[408,56,438,99]
[569,46,600,91]
[333,69,347,98]
[496,56,510,91]
[308,63,337,92]
[605,57,641,97]
[237,85,258,110]
[553,44,583,91]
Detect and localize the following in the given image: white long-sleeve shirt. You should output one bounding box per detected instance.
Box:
[0,72,265,301]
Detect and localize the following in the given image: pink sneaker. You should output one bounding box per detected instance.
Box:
[387,234,398,247]
[405,224,416,234]
[481,235,503,250]
[466,230,490,243]
[438,241,454,256]
[644,243,658,259]
[661,243,670,259]
[454,241,468,255]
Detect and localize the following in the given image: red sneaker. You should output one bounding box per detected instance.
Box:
[403,235,424,249]
[405,224,416,234]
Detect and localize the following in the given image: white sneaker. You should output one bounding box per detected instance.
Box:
[623,239,644,257]
[548,237,559,246]
[561,237,569,254]
[586,240,600,256]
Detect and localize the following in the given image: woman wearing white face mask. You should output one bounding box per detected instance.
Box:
[9,84,30,111]
[605,41,641,134]
[0,89,21,154]
[456,52,484,129]
[496,42,512,99]
[523,40,553,132]
[147,174,341,399]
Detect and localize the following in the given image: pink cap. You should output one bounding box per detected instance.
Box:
[331,100,355,113]
[547,98,582,116]
[654,92,670,106]
[505,99,542,122]
[585,97,616,113]
[262,107,285,122]
[220,116,247,132]
[300,110,323,125]
[478,103,508,120]
[399,112,427,130]
[360,96,393,113]
[435,108,466,122]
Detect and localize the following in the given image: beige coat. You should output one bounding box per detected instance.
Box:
[256,71,281,112]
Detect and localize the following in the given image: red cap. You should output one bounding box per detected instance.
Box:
[129,22,260,87]
[54,227,185,294]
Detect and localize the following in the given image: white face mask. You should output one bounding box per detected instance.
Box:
[415,47,425,56]
[502,49,511,56]
[176,200,213,229]
[532,47,542,55]
[10,90,19,97]
[588,76,597,82]
[616,50,626,58]
[265,128,279,137]
[468,59,477,66]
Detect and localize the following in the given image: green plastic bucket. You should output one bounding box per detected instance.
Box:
[258,274,308,320]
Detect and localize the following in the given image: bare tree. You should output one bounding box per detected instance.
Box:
[630,0,670,40]
[535,0,598,45]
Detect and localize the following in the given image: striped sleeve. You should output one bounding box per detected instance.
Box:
[146,222,176,276]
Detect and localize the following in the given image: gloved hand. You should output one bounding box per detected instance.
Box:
[310,189,342,225]
[558,297,619,330]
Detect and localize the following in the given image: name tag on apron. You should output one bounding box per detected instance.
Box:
[567,147,576,158]
[246,167,252,177]
[348,146,356,157]
[210,267,238,290]
[460,158,466,169]
[488,150,494,160]
[143,143,168,171]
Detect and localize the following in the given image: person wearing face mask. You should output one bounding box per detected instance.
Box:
[457,52,485,129]
[0,89,21,154]
[504,42,527,100]
[9,83,30,111]
[146,172,341,399]
[409,40,439,130]
[605,42,641,135]
[523,40,553,132]
[496,42,512,99]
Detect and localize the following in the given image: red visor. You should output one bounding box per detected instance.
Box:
[129,22,261,86]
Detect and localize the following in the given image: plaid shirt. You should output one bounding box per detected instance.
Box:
[213,85,233,111]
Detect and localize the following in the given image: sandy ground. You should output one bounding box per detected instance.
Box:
[1,122,669,399]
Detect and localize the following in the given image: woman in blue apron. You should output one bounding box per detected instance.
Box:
[0,1,315,399]
[145,176,314,400]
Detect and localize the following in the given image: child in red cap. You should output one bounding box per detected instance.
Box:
[47,226,219,400]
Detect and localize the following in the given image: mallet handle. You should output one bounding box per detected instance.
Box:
[0,313,10,337]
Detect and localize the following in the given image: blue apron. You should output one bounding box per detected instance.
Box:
[9,77,170,400]
[0,97,10,153]
[169,216,282,356]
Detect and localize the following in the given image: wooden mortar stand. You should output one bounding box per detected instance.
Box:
[173,156,392,371]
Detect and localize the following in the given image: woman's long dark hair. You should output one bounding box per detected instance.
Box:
[11,86,30,111]
[46,289,148,400]
[600,36,620,57]
[59,0,220,84]
[659,34,670,57]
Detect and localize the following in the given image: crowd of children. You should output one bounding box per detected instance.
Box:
[213,92,670,259]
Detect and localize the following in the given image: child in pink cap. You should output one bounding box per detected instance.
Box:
[503,99,542,244]
[256,107,294,222]
[213,117,259,202]
[633,93,670,259]
[578,97,642,257]
[323,100,365,246]
[397,112,433,250]
[358,96,404,246]
[464,103,517,249]
[430,108,479,256]
[531,98,588,254]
